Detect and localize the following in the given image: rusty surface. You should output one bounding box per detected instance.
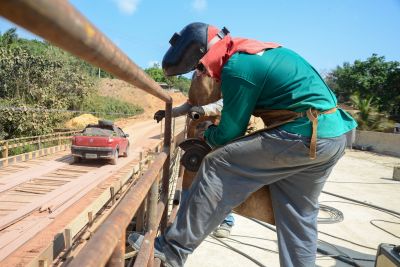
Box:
[161,103,173,233]
[134,202,165,267]
[147,177,160,231]
[0,0,171,103]
[106,232,126,267]
[68,153,167,267]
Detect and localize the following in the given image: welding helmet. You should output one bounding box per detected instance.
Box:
[162,22,229,76]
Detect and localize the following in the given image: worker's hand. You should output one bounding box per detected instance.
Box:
[188,106,205,120]
[195,121,214,140]
[153,110,165,123]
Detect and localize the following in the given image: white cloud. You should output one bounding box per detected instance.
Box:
[114,0,140,15]
[192,0,207,11]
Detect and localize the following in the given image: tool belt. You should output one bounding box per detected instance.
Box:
[253,107,337,159]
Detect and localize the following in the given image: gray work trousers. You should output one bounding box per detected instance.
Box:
[157,128,347,267]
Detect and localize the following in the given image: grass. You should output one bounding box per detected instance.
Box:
[82,94,144,121]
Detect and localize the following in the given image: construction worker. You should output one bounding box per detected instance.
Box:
[154,97,235,238]
[129,22,357,267]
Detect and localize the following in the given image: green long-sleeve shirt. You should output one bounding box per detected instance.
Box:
[204,47,357,147]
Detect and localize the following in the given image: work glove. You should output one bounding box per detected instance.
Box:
[153,110,165,123]
[188,106,205,120]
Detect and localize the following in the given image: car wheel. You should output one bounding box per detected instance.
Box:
[73,156,82,163]
[123,144,130,157]
[110,150,118,165]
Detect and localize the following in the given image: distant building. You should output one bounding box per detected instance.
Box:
[158,82,171,90]
[158,82,181,93]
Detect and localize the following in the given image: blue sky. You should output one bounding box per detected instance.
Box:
[1,0,399,75]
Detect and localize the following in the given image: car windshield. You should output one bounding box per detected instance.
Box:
[82,127,116,137]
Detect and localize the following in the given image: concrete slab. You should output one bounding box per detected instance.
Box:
[185,150,400,267]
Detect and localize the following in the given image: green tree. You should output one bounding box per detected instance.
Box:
[326,54,400,116]
[144,63,167,83]
[144,63,191,94]
[350,93,393,131]
[0,28,18,46]
[0,29,95,138]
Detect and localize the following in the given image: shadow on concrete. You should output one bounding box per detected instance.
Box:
[149,134,163,140]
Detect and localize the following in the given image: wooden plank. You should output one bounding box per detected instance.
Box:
[0,159,70,192]
[0,161,118,230]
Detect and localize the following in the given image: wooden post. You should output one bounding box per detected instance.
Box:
[110,187,116,205]
[64,228,72,249]
[172,117,176,142]
[38,136,42,150]
[88,211,94,227]
[58,133,61,146]
[4,141,9,167]
[139,151,143,173]
[160,120,163,139]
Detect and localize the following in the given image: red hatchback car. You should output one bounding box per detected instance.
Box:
[71,120,130,165]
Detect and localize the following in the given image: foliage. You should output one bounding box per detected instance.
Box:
[326,54,400,117]
[144,63,166,83]
[349,93,394,132]
[0,99,72,139]
[81,93,143,121]
[144,63,191,94]
[0,28,119,139]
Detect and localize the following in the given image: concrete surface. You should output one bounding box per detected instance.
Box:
[185,149,400,267]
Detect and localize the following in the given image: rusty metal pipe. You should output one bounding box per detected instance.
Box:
[134,201,165,267]
[0,0,172,103]
[68,153,167,267]
[161,102,173,233]
[106,232,125,267]
[147,176,159,231]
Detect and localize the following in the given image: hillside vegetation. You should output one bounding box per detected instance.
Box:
[0,28,188,140]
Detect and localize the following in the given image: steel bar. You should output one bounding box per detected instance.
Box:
[161,102,173,233]
[0,0,172,103]
[68,153,167,267]
[148,176,160,231]
[106,232,126,267]
[133,201,165,267]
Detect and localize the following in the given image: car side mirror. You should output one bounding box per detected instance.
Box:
[125,134,129,138]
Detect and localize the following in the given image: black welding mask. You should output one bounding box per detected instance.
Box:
[162,22,208,76]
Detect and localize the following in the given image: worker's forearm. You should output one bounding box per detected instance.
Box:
[172,102,193,117]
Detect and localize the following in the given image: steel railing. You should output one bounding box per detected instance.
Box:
[0,1,177,266]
